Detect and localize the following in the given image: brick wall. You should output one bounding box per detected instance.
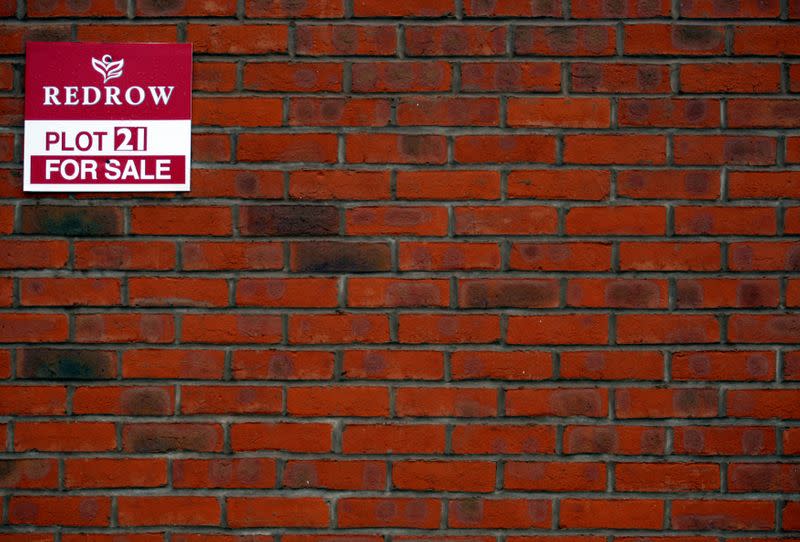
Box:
[1,0,800,538]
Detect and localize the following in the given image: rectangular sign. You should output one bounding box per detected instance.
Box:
[24,42,192,192]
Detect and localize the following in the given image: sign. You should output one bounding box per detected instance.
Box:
[24,42,192,192]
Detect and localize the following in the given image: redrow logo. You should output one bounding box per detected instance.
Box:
[42,53,175,106]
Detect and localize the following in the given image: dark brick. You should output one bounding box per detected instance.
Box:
[18,349,116,380]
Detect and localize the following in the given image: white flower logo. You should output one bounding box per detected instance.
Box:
[91,54,124,84]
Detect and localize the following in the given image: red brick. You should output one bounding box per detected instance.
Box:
[455,206,557,235]
[77,24,176,42]
[566,206,666,235]
[232,422,332,453]
[672,350,775,381]
[620,242,721,271]
[346,134,447,164]
[398,170,500,200]
[464,0,562,16]
[182,241,283,271]
[625,24,725,55]
[291,170,392,200]
[560,350,664,380]
[618,169,719,199]
[505,461,606,491]
[560,499,664,529]
[0,313,68,343]
[0,459,58,488]
[459,278,559,308]
[129,277,228,307]
[571,62,671,93]
[237,278,338,308]
[728,98,800,128]
[122,423,223,453]
[508,314,609,345]
[675,135,777,165]
[681,62,782,93]
[563,425,667,455]
[671,500,774,531]
[289,314,389,344]
[347,206,448,236]
[728,463,800,492]
[674,426,776,456]
[0,25,71,54]
[137,0,235,15]
[244,61,341,91]
[353,0,452,17]
[287,386,389,416]
[14,422,116,452]
[290,98,391,127]
[461,62,561,92]
[343,350,443,380]
[729,171,800,199]
[508,97,611,128]
[728,389,800,419]
[338,498,440,529]
[75,313,174,344]
[571,0,671,17]
[348,278,449,308]
[118,496,220,527]
[29,0,126,16]
[193,61,237,92]
[451,350,551,381]
[352,61,451,92]
[400,242,501,271]
[398,97,499,126]
[182,314,282,344]
[405,25,506,56]
[193,97,281,127]
[283,459,385,490]
[131,206,232,236]
[567,278,667,308]
[564,135,666,164]
[393,461,495,492]
[734,25,800,55]
[616,388,718,418]
[681,0,780,17]
[448,499,550,529]
[454,135,556,164]
[73,385,174,416]
[181,385,281,415]
[247,0,341,16]
[342,423,446,454]
[677,278,779,308]
[396,387,497,417]
[189,24,288,54]
[510,242,612,271]
[296,24,396,56]
[20,277,120,307]
[729,314,800,343]
[238,133,338,163]
[619,98,720,127]
[451,424,556,454]
[506,388,608,417]
[675,206,776,235]
[617,462,719,492]
[508,169,610,200]
[8,496,111,526]
[398,314,501,344]
[65,458,166,488]
[232,350,333,381]
[192,133,231,161]
[174,458,276,489]
[617,314,719,344]
[515,25,616,56]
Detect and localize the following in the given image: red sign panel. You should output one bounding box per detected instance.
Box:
[24,42,192,192]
